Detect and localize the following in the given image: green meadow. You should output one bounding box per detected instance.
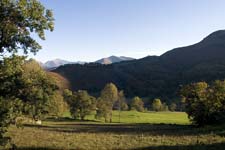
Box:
[78,111,190,124]
[5,111,225,150]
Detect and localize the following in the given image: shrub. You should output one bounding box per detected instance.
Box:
[180,80,225,126]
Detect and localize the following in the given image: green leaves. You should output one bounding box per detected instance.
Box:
[0,97,24,147]
[96,83,119,122]
[0,0,54,55]
[64,90,96,120]
[100,83,118,105]
[0,55,58,120]
[0,0,54,147]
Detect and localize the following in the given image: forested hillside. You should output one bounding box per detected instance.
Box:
[53,30,225,102]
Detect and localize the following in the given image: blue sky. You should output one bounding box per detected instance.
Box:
[32,0,225,62]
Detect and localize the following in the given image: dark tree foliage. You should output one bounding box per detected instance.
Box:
[0,98,11,147]
[181,80,225,126]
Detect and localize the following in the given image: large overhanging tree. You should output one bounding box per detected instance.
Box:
[0,0,54,56]
[0,0,54,147]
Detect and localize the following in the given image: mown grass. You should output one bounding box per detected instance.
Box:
[5,111,225,150]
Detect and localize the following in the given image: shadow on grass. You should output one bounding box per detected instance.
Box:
[130,142,225,150]
[13,147,56,150]
[45,117,101,123]
[23,121,225,137]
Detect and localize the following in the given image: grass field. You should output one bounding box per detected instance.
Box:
[63,110,190,124]
[5,111,225,150]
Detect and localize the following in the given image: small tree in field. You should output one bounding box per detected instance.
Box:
[96,83,118,122]
[152,98,162,112]
[74,90,96,120]
[131,96,144,112]
[95,98,112,122]
[65,90,96,120]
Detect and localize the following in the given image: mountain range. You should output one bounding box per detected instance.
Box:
[41,56,134,69]
[52,30,225,103]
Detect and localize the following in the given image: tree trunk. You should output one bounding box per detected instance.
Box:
[110,111,112,123]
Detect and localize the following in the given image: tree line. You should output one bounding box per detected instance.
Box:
[63,83,180,123]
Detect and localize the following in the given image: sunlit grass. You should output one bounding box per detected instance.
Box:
[64,110,190,125]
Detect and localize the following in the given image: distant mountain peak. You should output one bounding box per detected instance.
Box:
[95,55,134,64]
[41,59,86,69]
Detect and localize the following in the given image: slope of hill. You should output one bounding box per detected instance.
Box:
[53,30,225,102]
[95,56,134,64]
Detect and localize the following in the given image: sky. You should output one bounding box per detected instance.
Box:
[31,0,225,62]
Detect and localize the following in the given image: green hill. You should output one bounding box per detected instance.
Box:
[53,30,225,102]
